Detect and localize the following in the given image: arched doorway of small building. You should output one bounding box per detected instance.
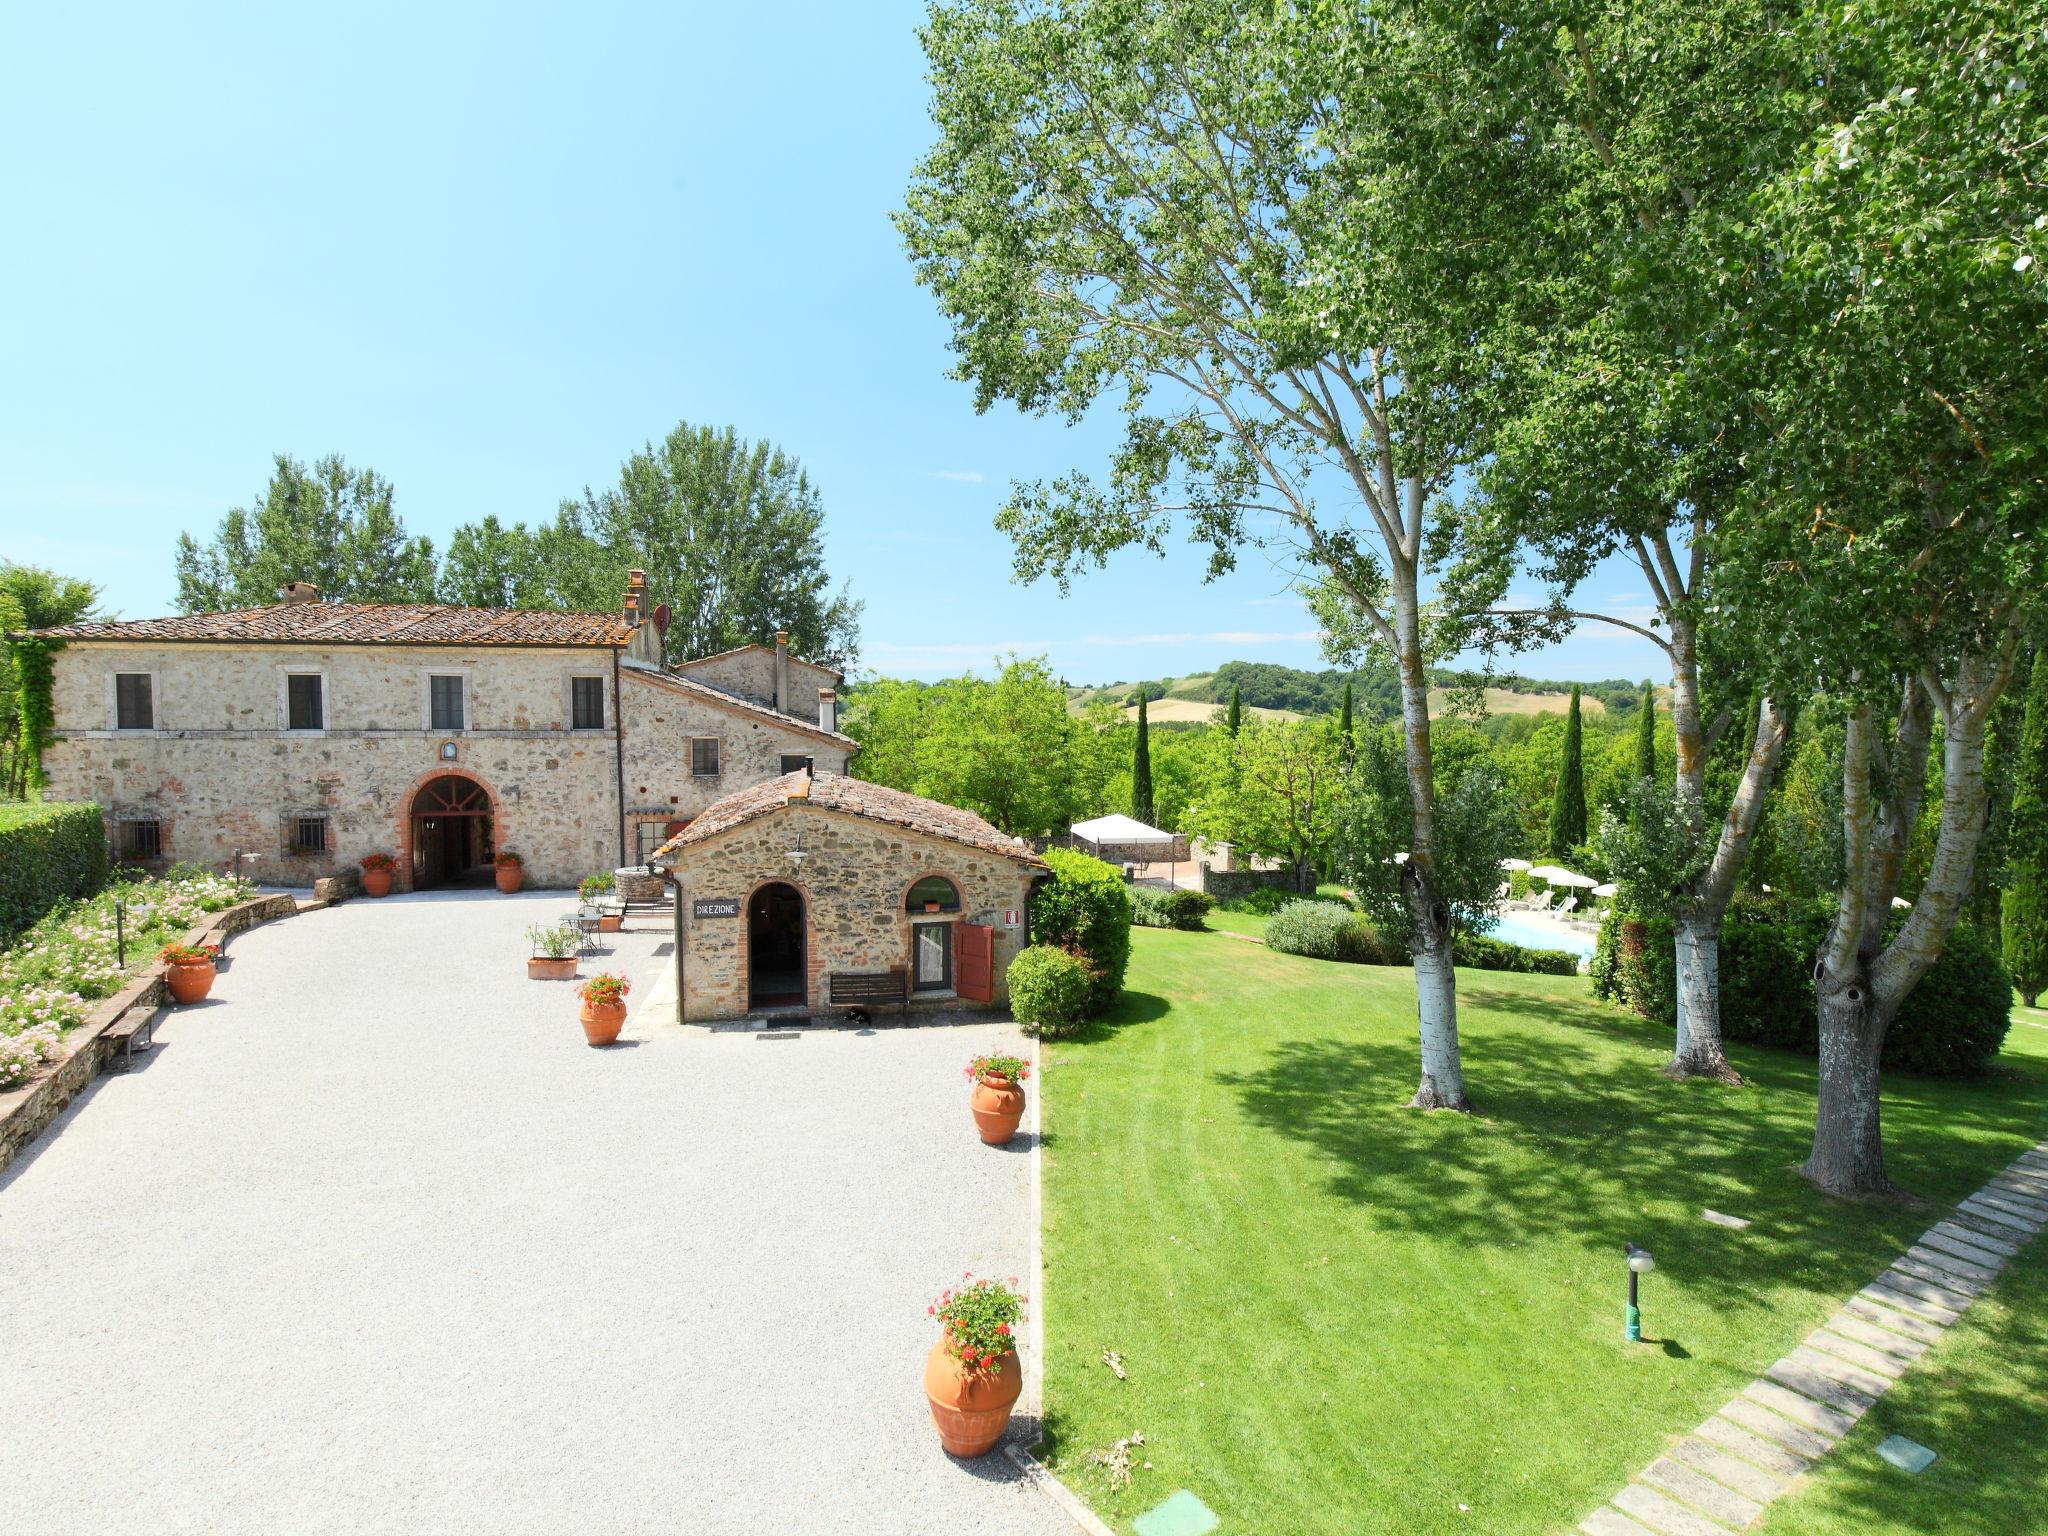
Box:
[405,773,497,890]
[747,882,807,1009]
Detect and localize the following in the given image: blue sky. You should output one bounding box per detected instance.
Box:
[0,1,1663,689]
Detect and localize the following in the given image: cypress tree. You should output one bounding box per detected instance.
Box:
[1547,685,1588,856]
[1338,679,1355,764]
[2004,650,2048,1007]
[1132,693,1155,825]
[1634,679,1656,780]
[1226,682,1243,735]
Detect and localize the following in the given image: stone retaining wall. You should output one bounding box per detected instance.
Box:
[1198,862,1303,901]
[0,891,299,1177]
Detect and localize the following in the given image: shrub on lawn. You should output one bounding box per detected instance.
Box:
[0,801,110,944]
[1007,944,1096,1038]
[1592,894,2012,1075]
[1032,849,1132,1015]
[1217,883,1333,916]
[1265,899,1394,964]
[1129,887,1214,930]
[1453,931,1580,975]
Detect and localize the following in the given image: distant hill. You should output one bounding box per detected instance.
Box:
[1068,660,1646,723]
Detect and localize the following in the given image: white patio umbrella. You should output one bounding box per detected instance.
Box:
[1500,858,1533,872]
[1592,882,1620,899]
[1527,864,1598,889]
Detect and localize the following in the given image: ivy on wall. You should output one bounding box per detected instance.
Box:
[5,635,61,796]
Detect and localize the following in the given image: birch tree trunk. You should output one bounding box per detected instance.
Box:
[1393,567,1469,1112]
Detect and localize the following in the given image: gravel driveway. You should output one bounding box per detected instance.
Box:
[0,891,1069,1536]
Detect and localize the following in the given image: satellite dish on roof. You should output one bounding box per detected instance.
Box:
[652,603,671,634]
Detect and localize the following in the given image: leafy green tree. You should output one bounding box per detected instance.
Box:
[1338,680,1355,765]
[1547,687,1588,855]
[1187,719,1343,895]
[900,0,1523,1109]
[1130,694,1155,825]
[1634,681,1657,782]
[175,454,436,610]
[2005,651,2048,1008]
[1,563,101,796]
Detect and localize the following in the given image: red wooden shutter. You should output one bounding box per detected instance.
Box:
[956,923,995,1003]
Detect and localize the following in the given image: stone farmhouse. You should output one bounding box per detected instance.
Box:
[28,572,852,890]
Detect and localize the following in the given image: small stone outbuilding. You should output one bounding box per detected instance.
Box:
[656,771,1047,1021]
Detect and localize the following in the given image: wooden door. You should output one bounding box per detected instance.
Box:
[955,923,994,1004]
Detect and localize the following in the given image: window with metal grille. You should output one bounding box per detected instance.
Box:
[119,818,162,858]
[429,674,465,730]
[286,673,324,730]
[115,672,153,730]
[691,737,720,777]
[288,814,329,855]
[571,676,605,729]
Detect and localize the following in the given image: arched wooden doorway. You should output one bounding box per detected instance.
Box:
[406,774,496,890]
[747,882,807,1009]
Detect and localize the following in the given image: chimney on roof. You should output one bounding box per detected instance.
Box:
[774,629,790,712]
[622,569,647,624]
[279,581,320,605]
[817,686,836,734]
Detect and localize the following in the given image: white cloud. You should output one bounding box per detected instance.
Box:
[927,469,987,484]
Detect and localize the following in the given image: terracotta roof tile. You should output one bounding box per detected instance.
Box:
[657,772,1046,866]
[29,603,634,647]
[626,667,856,746]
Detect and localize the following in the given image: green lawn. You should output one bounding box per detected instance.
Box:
[1202,907,1270,940]
[1039,928,2048,1536]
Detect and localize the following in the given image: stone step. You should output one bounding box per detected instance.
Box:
[1765,1355,1878,1416]
[1862,1279,1962,1325]
[1903,1243,1999,1286]
[1956,1199,2040,1237]
[1743,1378,1857,1440]
[1582,1508,1658,1536]
[1842,1292,1945,1345]
[1640,1456,1764,1530]
[1806,1328,1909,1380]
[1822,1309,1927,1361]
[1721,1396,1836,1460]
[1785,1343,1893,1401]
[1695,1414,1813,1480]
[1613,1482,1739,1536]
[1929,1218,2019,1259]
[1873,1267,1975,1313]
[1892,1253,1987,1297]
[1669,1435,1791,1505]
[1918,1226,2013,1268]
[1972,1187,2048,1223]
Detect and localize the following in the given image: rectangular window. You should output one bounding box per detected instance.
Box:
[115,673,154,730]
[288,814,329,855]
[570,676,606,730]
[429,674,465,731]
[286,673,324,731]
[691,738,720,777]
[119,818,162,859]
[780,754,811,775]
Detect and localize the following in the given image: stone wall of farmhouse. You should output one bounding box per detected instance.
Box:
[39,642,846,890]
[668,804,1041,1021]
[673,649,837,723]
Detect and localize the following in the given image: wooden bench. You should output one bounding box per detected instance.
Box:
[829,970,909,1008]
[103,1006,158,1070]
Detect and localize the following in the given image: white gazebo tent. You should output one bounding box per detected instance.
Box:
[1070,813,1180,884]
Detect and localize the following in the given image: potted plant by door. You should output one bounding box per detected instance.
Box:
[526,924,580,981]
[963,1053,1031,1145]
[580,871,620,930]
[359,852,396,898]
[923,1274,1027,1457]
[576,971,631,1046]
[159,941,220,1005]
[494,850,524,893]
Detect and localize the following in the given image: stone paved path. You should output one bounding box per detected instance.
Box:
[1580,1142,2048,1536]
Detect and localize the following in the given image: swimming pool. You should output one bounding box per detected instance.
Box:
[1485,911,1597,960]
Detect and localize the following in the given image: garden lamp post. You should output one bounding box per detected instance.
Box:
[1625,1243,1656,1342]
[113,896,156,971]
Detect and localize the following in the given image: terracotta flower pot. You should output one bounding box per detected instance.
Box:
[361,868,393,898]
[528,956,578,981]
[597,913,622,932]
[580,997,626,1046]
[970,1073,1026,1145]
[923,1339,1022,1457]
[495,865,523,893]
[165,958,216,1005]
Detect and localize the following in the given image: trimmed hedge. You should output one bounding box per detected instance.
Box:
[0,801,109,943]
[1453,932,1580,976]
[1130,887,1215,931]
[1007,944,1095,1039]
[1592,895,2013,1076]
[1031,848,1133,1016]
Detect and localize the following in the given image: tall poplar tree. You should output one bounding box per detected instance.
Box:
[2005,651,2048,1008]
[1338,679,1355,764]
[1547,688,1588,855]
[1131,693,1156,825]
[1634,681,1657,781]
